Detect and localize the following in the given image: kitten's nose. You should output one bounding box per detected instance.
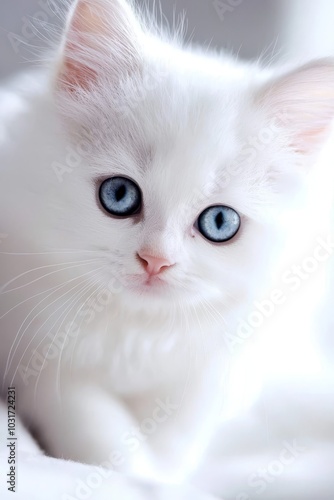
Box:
[137,253,173,276]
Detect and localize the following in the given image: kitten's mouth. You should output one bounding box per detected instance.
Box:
[126,273,169,293]
[144,275,162,286]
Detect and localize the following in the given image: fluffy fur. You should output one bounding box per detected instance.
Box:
[1,1,334,498]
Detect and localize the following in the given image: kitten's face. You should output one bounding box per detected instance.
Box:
[50,67,279,311]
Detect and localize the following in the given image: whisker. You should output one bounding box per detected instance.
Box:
[1,258,101,294]
[4,265,105,384]
[67,281,109,375]
[0,249,107,256]
[27,278,98,392]
[34,275,105,404]
[56,281,107,403]
[0,268,101,320]
[8,268,105,388]
[3,264,103,377]
[202,298,228,327]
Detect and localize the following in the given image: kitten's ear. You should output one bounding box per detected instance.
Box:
[258,59,334,157]
[57,0,143,91]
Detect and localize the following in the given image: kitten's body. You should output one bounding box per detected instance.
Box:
[1,1,334,499]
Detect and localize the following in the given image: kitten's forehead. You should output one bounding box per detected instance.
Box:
[121,68,249,214]
[81,51,261,219]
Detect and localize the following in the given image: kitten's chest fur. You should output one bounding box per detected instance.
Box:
[64,299,227,395]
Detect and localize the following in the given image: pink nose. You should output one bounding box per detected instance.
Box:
[137,253,173,276]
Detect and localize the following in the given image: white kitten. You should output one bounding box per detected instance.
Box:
[0,1,334,499]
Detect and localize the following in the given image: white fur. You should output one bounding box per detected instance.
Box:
[1,1,334,498]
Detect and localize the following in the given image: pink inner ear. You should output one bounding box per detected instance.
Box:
[293,126,330,155]
[291,103,334,155]
[57,0,142,93]
[261,60,334,157]
[60,41,98,91]
[58,1,108,91]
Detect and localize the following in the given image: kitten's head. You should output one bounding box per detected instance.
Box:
[46,0,334,311]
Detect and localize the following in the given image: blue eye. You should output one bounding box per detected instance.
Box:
[197,205,240,243]
[99,177,142,217]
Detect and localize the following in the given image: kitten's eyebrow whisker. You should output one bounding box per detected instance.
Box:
[1,258,101,294]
